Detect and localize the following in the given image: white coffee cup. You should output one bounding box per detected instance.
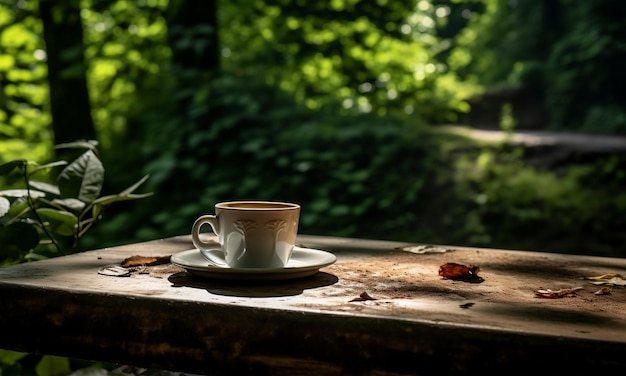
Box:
[191,201,301,268]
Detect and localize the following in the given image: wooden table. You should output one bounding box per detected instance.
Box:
[1,235,625,374]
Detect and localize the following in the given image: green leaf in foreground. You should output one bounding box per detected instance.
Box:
[28,161,68,177]
[0,349,28,365]
[55,140,99,152]
[92,174,152,207]
[35,355,71,376]
[0,197,9,217]
[36,208,78,237]
[29,180,61,195]
[0,160,26,176]
[5,199,31,220]
[120,174,150,195]
[0,189,46,199]
[93,192,153,207]
[51,198,86,211]
[57,150,104,203]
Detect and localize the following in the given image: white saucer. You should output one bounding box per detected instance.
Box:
[171,247,337,281]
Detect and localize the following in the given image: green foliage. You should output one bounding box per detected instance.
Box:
[0,141,151,264]
[0,349,30,376]
[35,355,71,376]
[221,0,471,123]
[0,1,53,163]
[82,0,170,149]
[0,349,123,376]
[450,0,557,87]
[0,349,28,366]
[93,66,626,258]
[85,70,435,248]
[453,0,626,132]
[544,1,626,133]
[430,142,626,257]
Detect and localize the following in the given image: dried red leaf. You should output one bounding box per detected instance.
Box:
[439,262,483,283]
[120,255,171,268]
[350,291,377,302]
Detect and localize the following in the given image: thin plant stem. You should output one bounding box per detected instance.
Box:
[22,164,65,256]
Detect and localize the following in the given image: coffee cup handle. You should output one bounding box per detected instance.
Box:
[191,215,220,250]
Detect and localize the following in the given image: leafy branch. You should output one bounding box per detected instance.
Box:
[0,141,151,263]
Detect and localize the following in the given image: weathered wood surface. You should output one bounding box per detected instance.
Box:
[1,235,626,374]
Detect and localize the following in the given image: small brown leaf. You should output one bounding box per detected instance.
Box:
[439,262,483,283]
[350,291,377,302]
[534,287,583,298]
[120,255,171,268]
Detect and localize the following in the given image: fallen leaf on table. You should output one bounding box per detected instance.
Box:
[120,255,171,268]
[594,287,611,296]
[98,265,132,277]
[439,262,484,283]
[350,291,377,302]
[400,245,452,254]
[534,287,583,298]
[99,255,177,277]
[582,273,626,286]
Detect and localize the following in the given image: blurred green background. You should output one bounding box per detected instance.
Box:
[2,0,626,261]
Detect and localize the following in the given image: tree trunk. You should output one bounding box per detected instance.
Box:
[39,0,96,146]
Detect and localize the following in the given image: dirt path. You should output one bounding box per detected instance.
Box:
[437,125,626,153]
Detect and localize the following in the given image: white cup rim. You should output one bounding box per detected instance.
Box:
[215,201,300,210]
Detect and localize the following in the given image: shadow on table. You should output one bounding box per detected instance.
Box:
[168,271,338,298]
